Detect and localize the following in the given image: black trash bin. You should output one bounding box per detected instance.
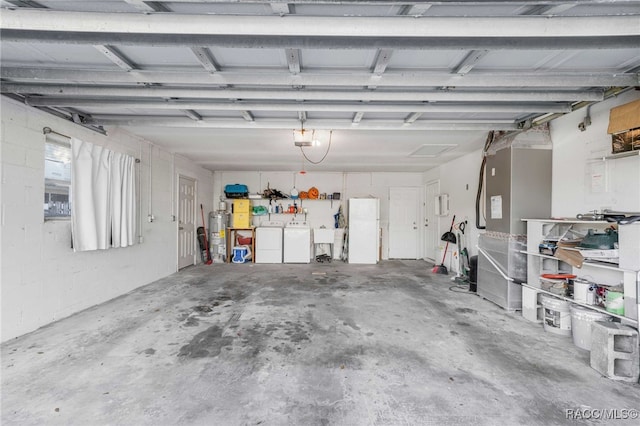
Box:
[469,255,478,292]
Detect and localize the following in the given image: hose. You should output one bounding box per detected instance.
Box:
[475,131,495,230]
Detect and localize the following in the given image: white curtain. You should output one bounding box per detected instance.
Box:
[110,152,136,248]
[71,138,136,252]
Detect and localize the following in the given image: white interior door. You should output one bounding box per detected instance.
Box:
[425,181,439,262]
[389,187,420,259]
[178,176,196,269]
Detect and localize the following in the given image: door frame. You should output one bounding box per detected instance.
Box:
[177,174,197,271]
[424,180,440,263]
[388,186,424,260]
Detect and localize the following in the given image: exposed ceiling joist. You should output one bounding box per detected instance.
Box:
[241,111,255,122]
[1,0,45,7]
[522,4,578,15]
[372,49,394,75]
[0,84,606,102]
[181,109,202,121]
[403,3,433,16]
[93,45,136,71]
[190,47,220,73]
[285,48,301,74]
[24,97,572,114]
[270,2,291,15]
[84,116,518,131]
[124,0,169,12]
[4,67,636,88]
[118,0,636,5]
[404,112,422,123]
[4,32,636,50]
[454,50,489,75]
[2,10,638,50]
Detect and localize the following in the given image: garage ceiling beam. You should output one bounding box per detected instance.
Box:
[190,47,220,73]
[454,50,489,75]
[2,10,639,50]
[372,49,393,75]
[181,109,202,121]
[285,48,301,74]
[4,67,636,88]
[84,116,518,131]
[1,0,46,7]
[109,0,640,6]
[270,2,291,15]
[94,45,136,71]
[404,112,422,123]
[1,83,605,102]
[522,4,578,15]
[241,111,255,122]
[403,3,433,16]
[124,1,170,12]
[4,31,636,50]
[24,97,571,113]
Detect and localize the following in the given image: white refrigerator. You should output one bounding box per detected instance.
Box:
[348,198,380,264]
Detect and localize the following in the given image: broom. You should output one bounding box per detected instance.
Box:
[432,215,456,274]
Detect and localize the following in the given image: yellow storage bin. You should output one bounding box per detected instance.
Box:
[233,199,251,213]
[233,212,251,228]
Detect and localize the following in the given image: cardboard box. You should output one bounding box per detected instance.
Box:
[608,99,640,134]
[611,128,640,154]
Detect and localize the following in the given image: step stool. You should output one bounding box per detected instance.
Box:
[590,321,639,382]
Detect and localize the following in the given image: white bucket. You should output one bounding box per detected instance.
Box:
[540,277,566,296]
[573,281,590,303]
[569,305,612,350]
[540,295,571,336]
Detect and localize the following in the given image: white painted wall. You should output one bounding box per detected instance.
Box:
[1,98,214,341]
[213,171,424,259]
[550,90,640,217]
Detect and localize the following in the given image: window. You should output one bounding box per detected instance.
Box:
[44,141,71,218]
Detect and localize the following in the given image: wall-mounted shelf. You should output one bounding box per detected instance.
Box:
[522,250,637,273]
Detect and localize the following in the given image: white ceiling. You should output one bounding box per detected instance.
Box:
[1,0,639,172]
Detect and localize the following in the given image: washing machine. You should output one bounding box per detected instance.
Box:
[255,221,284,264]
[283,221,311,263]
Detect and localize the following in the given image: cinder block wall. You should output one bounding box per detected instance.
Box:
[1,98,214,341]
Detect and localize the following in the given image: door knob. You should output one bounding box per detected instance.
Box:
[179,226,184,230]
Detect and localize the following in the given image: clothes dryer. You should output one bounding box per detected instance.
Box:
[255,221,284,264]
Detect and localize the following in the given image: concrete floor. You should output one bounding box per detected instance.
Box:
[2,260,639,425]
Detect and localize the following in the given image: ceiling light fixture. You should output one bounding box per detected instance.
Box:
[293,121,313,147]
[300,130,333,165]
[293,120,333,165]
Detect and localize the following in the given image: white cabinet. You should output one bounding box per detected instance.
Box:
[523,219,639,327]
